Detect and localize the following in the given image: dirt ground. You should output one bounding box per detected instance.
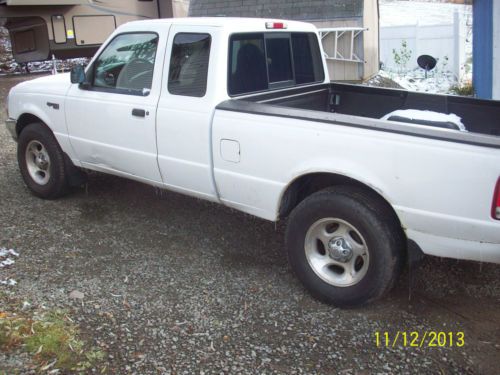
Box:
[0,75,499,374]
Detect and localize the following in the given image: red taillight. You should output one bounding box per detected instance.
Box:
[265,22,287,29]
[493,178,500,220]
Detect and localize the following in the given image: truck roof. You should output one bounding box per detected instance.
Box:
[119,17,319,33]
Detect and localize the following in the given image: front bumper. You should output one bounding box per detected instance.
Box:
[5,118,17,141]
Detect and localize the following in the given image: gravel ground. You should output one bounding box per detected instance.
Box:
[1,75,499,374]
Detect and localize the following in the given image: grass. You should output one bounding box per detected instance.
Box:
[450,81,474,96]
[0,308,105,372]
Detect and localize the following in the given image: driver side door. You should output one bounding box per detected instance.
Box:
[65,31,165,184]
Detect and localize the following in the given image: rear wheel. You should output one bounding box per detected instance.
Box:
[17,123,68,199]
[285,186,404,307]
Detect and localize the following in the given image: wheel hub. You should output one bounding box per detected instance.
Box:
[328,236,353,263]
[35,154,48,170]
[25,140,51,185]
[304,217,370,287]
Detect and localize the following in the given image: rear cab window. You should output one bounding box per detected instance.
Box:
[228,32,324,96]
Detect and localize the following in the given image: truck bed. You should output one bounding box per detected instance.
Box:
[237,83,500,139]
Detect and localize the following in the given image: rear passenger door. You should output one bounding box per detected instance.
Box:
[156,25,219,200]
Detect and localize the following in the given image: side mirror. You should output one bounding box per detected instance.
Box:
[70,65,86,84]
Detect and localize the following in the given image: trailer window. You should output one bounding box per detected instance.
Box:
[229,32,324,96]
[13,30,36,54]
[168,33,211,97]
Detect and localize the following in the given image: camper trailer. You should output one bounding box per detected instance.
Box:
[0,0,188,63]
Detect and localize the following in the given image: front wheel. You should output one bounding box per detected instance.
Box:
[17,123,68,199]
[285,186,404,307]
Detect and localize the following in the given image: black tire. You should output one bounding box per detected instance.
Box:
[17,123,68,199]
[285,186,404,307]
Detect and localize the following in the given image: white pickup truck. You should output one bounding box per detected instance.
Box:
[5,18,500,307]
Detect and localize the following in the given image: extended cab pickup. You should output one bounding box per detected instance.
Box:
[5,18,500,307]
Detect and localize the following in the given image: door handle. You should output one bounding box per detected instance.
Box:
[132,108,146,117]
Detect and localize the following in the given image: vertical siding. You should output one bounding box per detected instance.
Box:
[362,0,379,80]
[473,0,493,99]
[493,0,500,99]
[313,19,363,81]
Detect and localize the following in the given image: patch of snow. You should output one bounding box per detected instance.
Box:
[0,248,19,258]
[0,258,15,267]
[0,279,17,286]
[0,247,19,286]
[381,109,467,131]
[378,69,458,95]
[0,247,19,268]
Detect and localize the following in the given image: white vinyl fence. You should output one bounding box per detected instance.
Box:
[380,11,470,80]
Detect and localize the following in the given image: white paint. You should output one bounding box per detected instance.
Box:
[493,0,500,100]
[220,139,241,163]
[6,17,500,266]
[380,0,469,27]
[65,25,168,184]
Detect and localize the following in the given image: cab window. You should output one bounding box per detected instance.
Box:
[92,33,158,95]
[229,32,324,96]
[168,33,211,97]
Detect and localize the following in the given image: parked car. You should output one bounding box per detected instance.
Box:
[5,18,500,307]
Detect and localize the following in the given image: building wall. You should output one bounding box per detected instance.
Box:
[493,0,500,99]
[189,0,379,82]
[362,0,379,80]
[171,0,190,17]
[189,0,363,20]
[314,18,363,81]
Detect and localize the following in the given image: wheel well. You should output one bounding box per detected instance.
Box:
[279,173,403,228]
[14,114,85,186]
[15,113,45,137]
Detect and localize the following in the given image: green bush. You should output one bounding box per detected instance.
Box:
[450,81,474,96]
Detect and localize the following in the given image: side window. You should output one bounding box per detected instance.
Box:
[168,33,211,97]
[229,34,267,95]
[92,33,158,95]
[228,32,325,96]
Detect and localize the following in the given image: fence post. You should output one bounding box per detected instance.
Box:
[413,23,419,70]
[453,10,460,80]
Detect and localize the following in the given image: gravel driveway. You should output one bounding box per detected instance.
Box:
[1,75,499,374]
